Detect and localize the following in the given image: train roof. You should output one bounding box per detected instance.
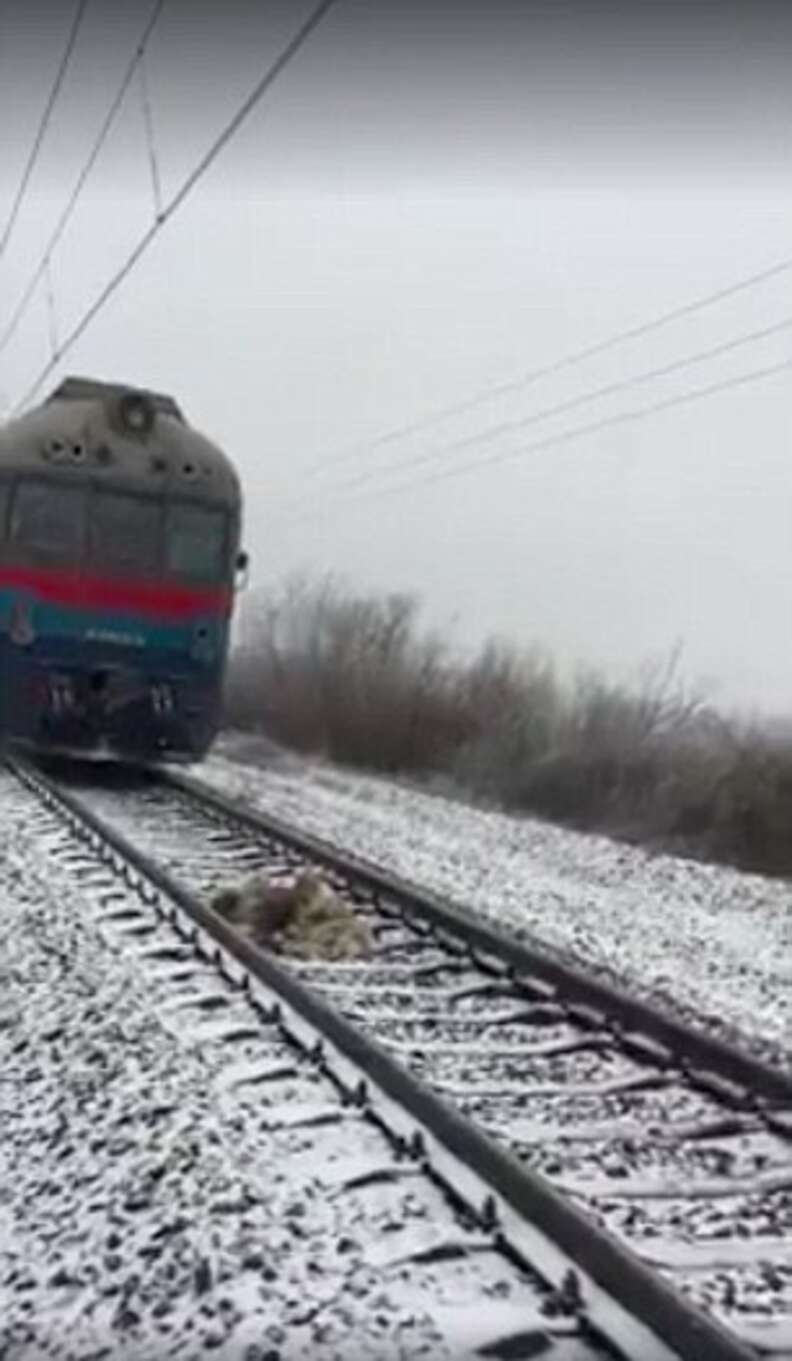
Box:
[47,376,186,423]
[0,376,241,508]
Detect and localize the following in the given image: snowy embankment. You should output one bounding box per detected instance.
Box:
[198,735,792,1068]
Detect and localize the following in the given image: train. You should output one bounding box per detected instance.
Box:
[0,375,246,765]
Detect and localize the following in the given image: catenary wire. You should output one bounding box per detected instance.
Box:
[275,353,792,528]
[0,0,89,266]
[11,0,339,415]
[138,44,164,221]
[282,312,792,512]
[299,252,792,479]
[0,0,166,361]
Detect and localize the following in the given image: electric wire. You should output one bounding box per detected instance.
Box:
[0,0,166,361]
[276,353,792,528]
[0,0,89,265]
[283,312,792,512]
[300,253,792,478]
[11,0,339,416]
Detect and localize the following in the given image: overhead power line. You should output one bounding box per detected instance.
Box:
[0,0,166,362]
[276,353,792,529]
[0,0,89,266]
[11,0,339,416]
[138,45,164,221]
[301,252,792,478]
[285,312,792,511]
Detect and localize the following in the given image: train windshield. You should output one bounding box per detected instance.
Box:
[165,503,227,584]
[90,491,161,576]
[11,480,87,565]
[0,480,10,537]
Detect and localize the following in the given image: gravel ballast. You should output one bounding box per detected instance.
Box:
[0,772,555,1359]
[197,740,792,1068]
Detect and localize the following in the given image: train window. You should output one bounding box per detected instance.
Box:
[0,481,10,539]
[90,491,161,576]
[11,480,87,563]
[165,503,227,583]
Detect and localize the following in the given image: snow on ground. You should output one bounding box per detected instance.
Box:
[0,771,552,1360]
[197,735,792,1067]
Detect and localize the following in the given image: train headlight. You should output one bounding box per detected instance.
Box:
[124,399,149,431]
[108,390,156,439]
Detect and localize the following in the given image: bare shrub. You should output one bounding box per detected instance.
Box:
[700,727,792,874]
[511,649,708,828]
[450,642,561,802]
[226,575,463,772]
[225,575,792,878]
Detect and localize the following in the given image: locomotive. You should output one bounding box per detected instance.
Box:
[0,375,246,764]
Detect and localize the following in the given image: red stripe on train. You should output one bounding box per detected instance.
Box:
[0,564,231,619]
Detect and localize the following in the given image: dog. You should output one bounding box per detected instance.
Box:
[210,870,373,961]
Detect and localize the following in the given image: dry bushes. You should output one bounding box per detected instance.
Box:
[692,732,792,874]
[225,576,792,878]
[226,575,464,771]
[450,642,561,803]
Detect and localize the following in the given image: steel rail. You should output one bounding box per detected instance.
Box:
[7,754,760,1361]
[162,766,792,1110]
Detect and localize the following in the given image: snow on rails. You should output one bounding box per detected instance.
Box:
[5,756,792,1359]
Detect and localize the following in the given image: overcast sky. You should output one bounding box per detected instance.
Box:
[1,0,791,716]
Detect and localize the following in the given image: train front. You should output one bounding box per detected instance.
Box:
[0,377,244,763]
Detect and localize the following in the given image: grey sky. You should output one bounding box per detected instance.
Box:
[1,0,791,714]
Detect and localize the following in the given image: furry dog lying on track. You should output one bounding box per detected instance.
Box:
[210,870,373,961]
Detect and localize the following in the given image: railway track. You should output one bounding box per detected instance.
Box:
[10,755,792,1360]
[1,759,616,1361]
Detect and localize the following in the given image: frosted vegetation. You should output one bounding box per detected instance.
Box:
[226,575,792,879]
